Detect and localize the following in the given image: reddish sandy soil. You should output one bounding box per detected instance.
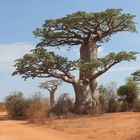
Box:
[0,112,140,140]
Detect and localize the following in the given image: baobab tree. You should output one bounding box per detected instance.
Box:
[13,9,138,113]
[39,79,62,107]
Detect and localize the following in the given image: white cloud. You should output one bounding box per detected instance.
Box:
[0,42,34,71]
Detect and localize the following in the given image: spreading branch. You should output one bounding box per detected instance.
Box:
[12,47,76,84]
[77,51,138,82]
[33,9,136,47]
[13,46,138,85]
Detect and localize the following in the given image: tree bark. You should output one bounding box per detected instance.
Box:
[73,81,93,113]
[50,90,56,108]
[80,41,99,106]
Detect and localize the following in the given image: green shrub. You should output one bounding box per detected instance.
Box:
[51,93,73,116]
[5,92,28,117]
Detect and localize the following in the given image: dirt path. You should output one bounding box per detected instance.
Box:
[0,112,140,140]
[0,112,85,140]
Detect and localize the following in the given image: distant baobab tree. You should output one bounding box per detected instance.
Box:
[39,79,62,107]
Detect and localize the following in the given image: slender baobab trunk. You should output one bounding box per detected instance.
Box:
[72,81,93,113]
[50,90,56,108]
[80,41,99,107]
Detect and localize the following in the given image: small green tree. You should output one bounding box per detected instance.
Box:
[13,9,138,113]
[117,77,139,109]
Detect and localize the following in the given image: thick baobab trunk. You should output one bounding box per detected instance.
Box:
[73,81,93,113]
[50,90,56,108]
[80,41,99,106]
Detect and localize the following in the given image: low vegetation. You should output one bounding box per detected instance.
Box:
[26,93,50,124]
[4,92,74,123]
[133,100,140,112]
[99,82,119,113]
[51,93,74,116]
[4,92,28,117]
[99,78,140,113]
[0,102,6,112]
[117,77,139,111]
[3,74,140,124]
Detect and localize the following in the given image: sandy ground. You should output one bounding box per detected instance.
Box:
[0,112,86,140]
[0,112,140,140]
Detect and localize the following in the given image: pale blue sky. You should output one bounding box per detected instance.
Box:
[0,0,140,100]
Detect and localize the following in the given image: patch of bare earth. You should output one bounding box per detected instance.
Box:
[0,112,85,140]
[47,112,140,140]
[0,111,140,140]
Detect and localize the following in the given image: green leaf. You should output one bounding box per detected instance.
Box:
[33,8,136,47]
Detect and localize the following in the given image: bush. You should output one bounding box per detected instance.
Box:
[120,101,128,112]
[5,92,28,117]
[133,100,140,112]
[51,93,73,116]
[25,93,50,124]
[108,98,119,113]
[99,83,118,113]
[99,95,109,113]
[0,102,6,111]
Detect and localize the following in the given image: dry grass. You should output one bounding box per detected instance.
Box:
[45,112,140,140]
[26,93,50,124]
[0,102,6,112]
